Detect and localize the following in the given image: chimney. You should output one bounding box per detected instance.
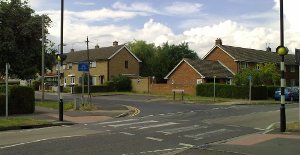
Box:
[266,46,271,52]
[113,41,118,46]
[95,44,100,49]
[215,38,222,45]
[70,49,75,52]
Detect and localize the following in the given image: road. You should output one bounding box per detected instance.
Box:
[1,92,297,155]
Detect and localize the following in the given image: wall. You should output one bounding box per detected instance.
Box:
[150,84,196,95]
[167,61,202,85]
[204,47,237,74]
[131,77,150,93]
[109,48,140,80]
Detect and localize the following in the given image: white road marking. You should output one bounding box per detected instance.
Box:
[108,120,158,127]
[157,125,207,135]
[145,137,163,142]
[120,132,135,136]
[185,129,230,140]
[179,143,194,147]
[95,119,137,125]
[159,114,165,116]
[138,122,179,130]
[0,135,84,149]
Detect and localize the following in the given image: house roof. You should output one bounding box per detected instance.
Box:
[203,45,296,65]
[64,45,141,63]
[164,58,234,79]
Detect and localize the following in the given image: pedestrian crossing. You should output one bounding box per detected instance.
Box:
[92,116,256,145]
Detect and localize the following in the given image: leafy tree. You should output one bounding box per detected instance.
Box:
[0,0,52,79]
[108,75,132,91]
[127,40,157,77]
[233,63,280,86]
[154,42,199,82]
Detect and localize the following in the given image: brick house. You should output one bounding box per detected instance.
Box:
[164,58,234,86]
[50,41,141,86]
[203,39,298,86]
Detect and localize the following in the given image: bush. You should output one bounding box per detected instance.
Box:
[108,75,132,92]
[32,80,41,91]
[0,94,5,115]
[196,84,268,100]
[0,86,35,115]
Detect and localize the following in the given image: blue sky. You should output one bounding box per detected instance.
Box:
[28,0,300,57]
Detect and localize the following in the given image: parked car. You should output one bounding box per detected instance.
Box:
[274,87,299,101]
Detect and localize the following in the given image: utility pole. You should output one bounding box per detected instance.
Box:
[5,63,9,119]
[86,36,91,104]
[59,0,64,121]
[41,15,45,103]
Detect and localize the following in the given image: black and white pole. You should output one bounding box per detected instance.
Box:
[276,0,288,132]
[59,0,64,121]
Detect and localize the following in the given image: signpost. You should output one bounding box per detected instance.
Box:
[78,62,89,104]
[295,49,300,127]
[5,63,10,119]
[248,75,252,104]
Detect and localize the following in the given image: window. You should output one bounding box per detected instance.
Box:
[290,66,295,72]
[70,77,75,85]
[256,64,261,70]
[90,61,96,68]
[125,61,128,69]
[196,79,203,84]
[240,62,248,69]
[66,63,72,70]
[64,78,67,86]
[290,79,296,87]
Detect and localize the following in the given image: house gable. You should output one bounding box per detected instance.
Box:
[203,46,238,74]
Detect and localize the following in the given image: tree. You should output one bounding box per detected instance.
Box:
[0,0,52,80]
[154,42,199,82]
[233,63,280,86]
[127,40,157,77]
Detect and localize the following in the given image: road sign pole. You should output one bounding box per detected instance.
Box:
[5,63,9,119]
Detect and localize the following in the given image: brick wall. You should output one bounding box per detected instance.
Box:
[204,47,237,74]
[150,84,196,95]
[167,61,202,85]
[109,48,140,80]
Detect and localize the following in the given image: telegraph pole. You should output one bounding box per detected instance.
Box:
[86,36,91,104]
[41,15,45,103]
[59,0,64,121]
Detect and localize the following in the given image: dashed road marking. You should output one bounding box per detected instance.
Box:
[146,137,163,142]
[138,122,179,130]
[95,119,137,125]
[108,120,158,127]
[120,132,135,136]
[157,125,208,135]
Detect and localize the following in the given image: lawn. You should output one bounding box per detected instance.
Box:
[0,118,50,128]
[36,100,74,110]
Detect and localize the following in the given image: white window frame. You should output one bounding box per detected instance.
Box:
[291,79,296,87]
[90,61,96,68]
[240,62,248,69]
[70,76,75,85]
[67,63,72,70]
[92,76,97,85]
[196,79,203,84]
[256,64,261,70]
[290,65,295,72]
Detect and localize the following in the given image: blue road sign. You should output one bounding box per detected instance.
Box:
[78,62,89,71]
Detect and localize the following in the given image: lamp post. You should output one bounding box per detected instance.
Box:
[276,0,288,132]
[213,76,216,102]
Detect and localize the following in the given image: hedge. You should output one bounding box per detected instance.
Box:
[0,86,35,115]
[196,84,269,100]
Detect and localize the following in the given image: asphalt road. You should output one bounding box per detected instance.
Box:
[0,92,297,155]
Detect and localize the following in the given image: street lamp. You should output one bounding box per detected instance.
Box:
[59,0,64,122]
[276,0,288,132]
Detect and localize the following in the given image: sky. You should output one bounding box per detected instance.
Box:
[27,0,300,57]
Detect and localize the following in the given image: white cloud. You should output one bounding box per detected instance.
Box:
[165,2,202,15]
[112,1,160,14]
[74,1,95,6]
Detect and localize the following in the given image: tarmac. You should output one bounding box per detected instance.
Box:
[1,96,300,155]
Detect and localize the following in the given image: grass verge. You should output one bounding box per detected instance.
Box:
[0,118,50,128]
[36,100,74,110]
